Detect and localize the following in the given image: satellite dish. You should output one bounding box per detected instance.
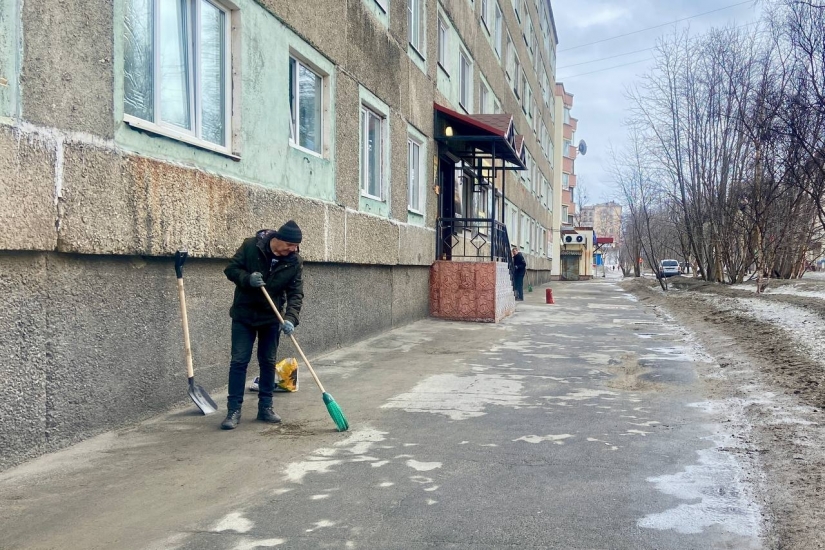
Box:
[577,140,588,156]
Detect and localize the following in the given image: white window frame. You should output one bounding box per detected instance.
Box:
[459,50,471,111]
[504,32,513,81]
[479,82,488,114]
[375,0,389,12]
[513,56,521,98]
[480,0,489,31]
[507,202,519,244]
[493,3,503,58]
[288,54,326,158]
[360,104,386,201]
[437,16,449,73]
[520,213,529,248]
[123,0,237,157]
[408,0,425,57]
[407,135,425,214]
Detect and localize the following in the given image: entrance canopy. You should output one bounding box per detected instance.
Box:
[433,103,526,170]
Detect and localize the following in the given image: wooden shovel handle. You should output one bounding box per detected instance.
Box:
[177,279,195,379]
[260,287,326,394]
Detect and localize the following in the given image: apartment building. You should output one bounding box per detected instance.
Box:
[580,201,622,241]
[580,201,622,267]
[550,81,590,279]
[0,0,560,468]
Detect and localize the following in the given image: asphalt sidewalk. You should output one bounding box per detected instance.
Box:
[0,276,763,549]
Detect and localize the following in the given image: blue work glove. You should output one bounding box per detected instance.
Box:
[249,272,265,288]
[282,320,295,336]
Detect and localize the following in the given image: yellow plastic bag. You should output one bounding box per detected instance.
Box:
[274,357,299,392]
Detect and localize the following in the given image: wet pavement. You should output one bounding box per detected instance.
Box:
[0,277,763,549]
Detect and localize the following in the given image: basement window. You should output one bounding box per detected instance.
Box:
[124,0,237,157]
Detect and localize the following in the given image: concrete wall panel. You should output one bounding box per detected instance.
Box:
[21,0,114,137]
[391,265,430,326]
[0,126,57,251]
[345,1,403,110]
[334,71,361,210]
[254,0,348,66]
[0,253,49,470]
[57,144,331,260]
[345,213,399,264]
[398,223,435,265]
[0,252,428,470]
[326,206,347,263]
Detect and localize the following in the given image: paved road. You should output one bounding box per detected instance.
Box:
[0,278,763,549]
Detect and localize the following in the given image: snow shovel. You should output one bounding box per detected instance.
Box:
[260,287,349,431]
[174,250,218,415]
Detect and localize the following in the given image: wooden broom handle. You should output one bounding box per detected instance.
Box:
[177,279,195,379]
[260,287,326,393]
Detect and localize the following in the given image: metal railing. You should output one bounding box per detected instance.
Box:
[436,218,514,277]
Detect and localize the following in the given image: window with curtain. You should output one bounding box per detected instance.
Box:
[408,0,425,54]
[289,57,324,155]
[124,0,231,149]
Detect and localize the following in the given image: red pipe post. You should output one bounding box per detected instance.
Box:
[546,288,554,304]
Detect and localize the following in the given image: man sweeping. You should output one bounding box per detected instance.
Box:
[221,221,304,430]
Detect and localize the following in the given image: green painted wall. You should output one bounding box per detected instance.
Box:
[0,0,17,118]
[112,0,337,202]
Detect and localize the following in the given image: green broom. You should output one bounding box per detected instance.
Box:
[261,288,349,431]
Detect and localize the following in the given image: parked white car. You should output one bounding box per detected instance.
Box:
[659,259,681,278]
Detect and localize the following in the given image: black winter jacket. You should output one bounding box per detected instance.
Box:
[513,252,527,276]
[224,229,304,327]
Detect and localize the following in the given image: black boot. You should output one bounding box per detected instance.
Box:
[221,408,241,430]
[257,405,282,423]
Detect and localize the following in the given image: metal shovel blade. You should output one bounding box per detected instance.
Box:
[188,377,218,415]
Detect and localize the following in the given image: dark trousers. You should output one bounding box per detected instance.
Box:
[227,319,280,410]
[514,272,525,300]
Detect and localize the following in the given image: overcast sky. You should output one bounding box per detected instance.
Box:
[551,0,762,204]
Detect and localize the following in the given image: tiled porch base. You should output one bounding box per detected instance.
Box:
[429,260,516,322]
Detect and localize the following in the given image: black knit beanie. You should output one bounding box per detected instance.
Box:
[274,220,302,243]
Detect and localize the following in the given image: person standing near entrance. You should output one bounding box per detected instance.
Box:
[512,245,527,301]
[221,221,304,430]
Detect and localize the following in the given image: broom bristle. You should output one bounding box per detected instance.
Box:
[323,392,349,432]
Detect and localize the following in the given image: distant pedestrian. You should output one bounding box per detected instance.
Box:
[220,221,304,430]
[512,245,527,301]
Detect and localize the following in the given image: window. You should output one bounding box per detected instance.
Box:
[562,173,569,190]
[408,0,424,54]
[493,100,501,114]
[437,17,449,72]
[407,136,425,213]
[493,4,502,58]
[479,83,488,114]
[564,107,571,124]
[360,106,385,200]
[459,52,471,110]
[520,213,529,248]
[521,72,528,111]
[481,0,489,29]
[512,0,520,22]
[124,0,233,152]
[513,57,521,98]
[506,202,519,243]
[289,57,324,155]
[504,33,513,81]
[375,0,388,12]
